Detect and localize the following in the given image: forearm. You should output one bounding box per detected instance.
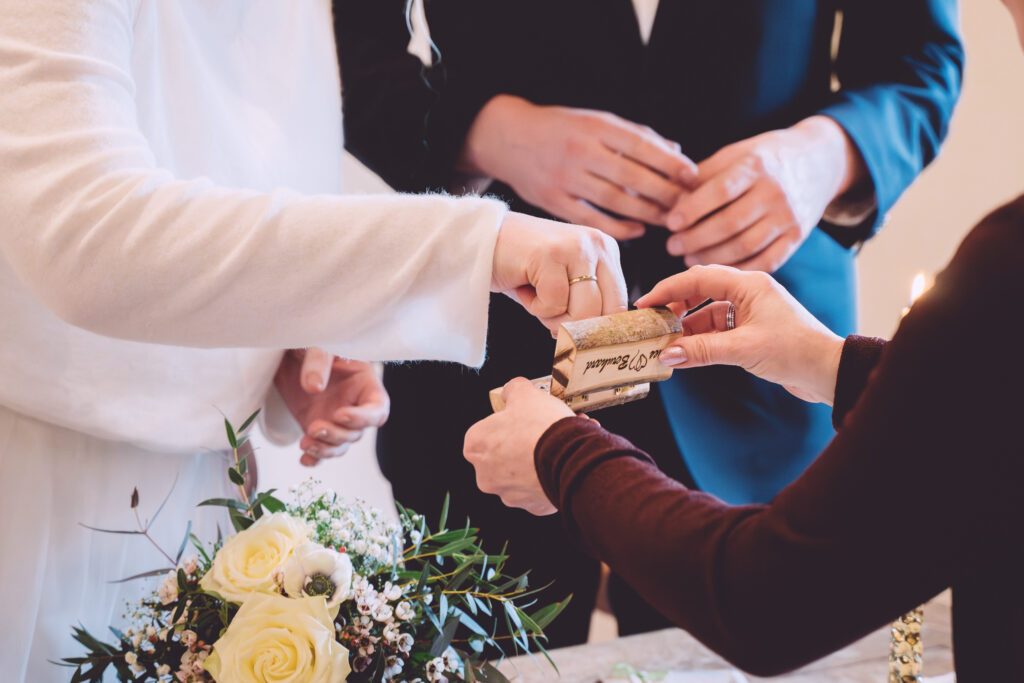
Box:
[0,0,506,364]
[3,161,504,359]
[536,415,955,676]
[794,115,869,205]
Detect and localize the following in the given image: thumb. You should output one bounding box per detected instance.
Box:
[659,331,747,370]
[500,377,538,406]
[301,348,333,394]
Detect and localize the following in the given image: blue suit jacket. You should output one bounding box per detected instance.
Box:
[338,0,964,504]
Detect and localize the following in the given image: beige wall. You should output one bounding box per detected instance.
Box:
[857,1,1024,337]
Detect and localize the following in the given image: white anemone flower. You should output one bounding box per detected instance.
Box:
[280,541,354,608]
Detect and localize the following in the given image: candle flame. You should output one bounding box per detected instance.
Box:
[910,272,929,304]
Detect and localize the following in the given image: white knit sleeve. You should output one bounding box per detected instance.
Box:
[0,0,505,367]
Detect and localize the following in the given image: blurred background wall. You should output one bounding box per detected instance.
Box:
[257,0,1024,512]
[858,2,1024,337]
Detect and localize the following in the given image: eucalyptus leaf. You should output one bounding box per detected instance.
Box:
[197,497,249,512]
[438,493,450,532]
[237,409,261,434]
[428,615,459,657]
[228,467,245,486]
[224,418,238,448]
[175,520,193,564]
[78,523,143,536]
[478,661,512,683]
[229,508,253,532]
[147,471,180,530]
[530,595,572,631]
[454,607,488,637]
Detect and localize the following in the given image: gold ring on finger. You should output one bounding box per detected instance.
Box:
[568,275,598,286]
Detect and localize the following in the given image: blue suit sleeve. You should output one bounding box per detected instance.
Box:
[818,0,964,246]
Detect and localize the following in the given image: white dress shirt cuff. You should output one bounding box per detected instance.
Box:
[259,383,305,446]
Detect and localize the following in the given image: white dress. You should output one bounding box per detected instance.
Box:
[0,1,508,679]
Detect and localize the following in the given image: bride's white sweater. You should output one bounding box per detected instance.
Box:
[0,0,507,452]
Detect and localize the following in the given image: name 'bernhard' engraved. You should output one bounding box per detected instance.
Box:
[583,348,663,375]
[490,307,682,414]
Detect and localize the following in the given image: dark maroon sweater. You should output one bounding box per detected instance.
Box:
[535,196,1024,679]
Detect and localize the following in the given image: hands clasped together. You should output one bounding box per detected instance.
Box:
[464,265,846,515]
[463,96,860,274]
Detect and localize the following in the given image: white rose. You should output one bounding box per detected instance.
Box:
[205,593,350,683]
[200,513,311,604]
[280,542,354,608]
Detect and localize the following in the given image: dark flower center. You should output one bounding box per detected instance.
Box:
[305,574,336,598]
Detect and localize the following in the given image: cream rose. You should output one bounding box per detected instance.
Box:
[200,512,311,604]
[205,593,350,683]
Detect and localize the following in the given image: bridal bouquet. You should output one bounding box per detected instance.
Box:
[61,412,568,683]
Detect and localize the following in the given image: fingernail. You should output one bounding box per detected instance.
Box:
[315,429,329,440]
[305,446,320,457]
[304,372,325,392]
[659,347,687,365]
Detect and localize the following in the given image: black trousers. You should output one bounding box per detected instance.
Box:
[378,294,695,647]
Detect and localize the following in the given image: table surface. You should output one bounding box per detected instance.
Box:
[498,597,954,683]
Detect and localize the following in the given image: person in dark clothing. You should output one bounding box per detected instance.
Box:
[467,194,1024,678]
[462,7,1024,675]
[335,0,963,644]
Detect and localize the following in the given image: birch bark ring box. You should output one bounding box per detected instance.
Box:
[489,307,682,414]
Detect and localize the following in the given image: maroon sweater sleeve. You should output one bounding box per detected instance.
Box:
[535,197,1024,677]
[832,335,886,429]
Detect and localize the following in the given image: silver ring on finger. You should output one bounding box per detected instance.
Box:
[726,303,737,331]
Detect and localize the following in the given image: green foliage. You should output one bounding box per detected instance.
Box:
[62,415,568,683]
[361,494,571,682]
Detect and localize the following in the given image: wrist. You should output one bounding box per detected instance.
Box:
[807,332,845,406]
[793,115,867,202]
[459,94,530,178]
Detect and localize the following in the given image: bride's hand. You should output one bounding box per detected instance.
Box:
[492,212,628,331]
[274,349,390,466]
[636,265,845,405]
